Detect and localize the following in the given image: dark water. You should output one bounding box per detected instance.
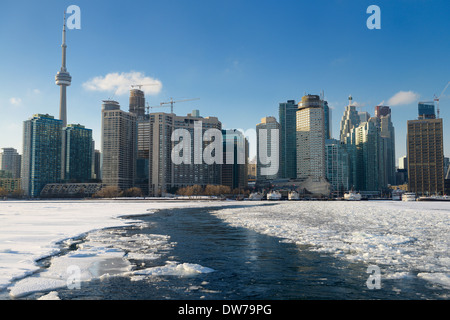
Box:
[20,205,449,300]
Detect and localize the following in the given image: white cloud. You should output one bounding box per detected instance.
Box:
[82,71,162,96]
[9,97,22,106]
[388,91,420,106]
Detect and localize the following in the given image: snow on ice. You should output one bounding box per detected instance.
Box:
[1,199,449,298]
[213,201,450,289]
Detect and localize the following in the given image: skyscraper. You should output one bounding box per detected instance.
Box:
[22,114,63,197]
[339,95,360,142]
[63,124,93,182]
[0,148,21,179]
[129,89,150,195]
[325,139,349,194]
[407,116,444,195]
[101,100,137,191]
[353,117,384,191]
[279,100,297,179]
[55,14,72,127]
[148,110,222,196]
[256,116,280,183]
[323,100,332,140]
[129,89,146,119]
[296,95,325,181]
[376,106,396,186]
[222,129,249,190]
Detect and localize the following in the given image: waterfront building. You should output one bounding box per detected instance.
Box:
[339,95,360,142]
[296,95,326,181]
[0,148,21,179]
[222,129,249,190]
[407,115,444,195]
[128,89,150,195]
[63,124,93,182]
[149,110,222,196]
[21,114,63,197]
[101,100,137,191]
[376,106,396,186]
[279,100,298,179]
[325,139,349,194]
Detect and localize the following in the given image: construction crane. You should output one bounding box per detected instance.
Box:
[434,81,450,119]
[147,98,200,114]
[131,84,159,90]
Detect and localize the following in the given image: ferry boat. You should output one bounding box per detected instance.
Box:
[288,191,300,201]
[344,191,362,201]
[402,193,416,202]
[391,189,403,201]
[417,195,450,202]
[267,191,282,201]
[248,192,263,201]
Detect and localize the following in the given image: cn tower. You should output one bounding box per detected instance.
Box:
[55,13,72,127]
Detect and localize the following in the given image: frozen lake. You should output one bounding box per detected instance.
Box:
[0,199,449,299]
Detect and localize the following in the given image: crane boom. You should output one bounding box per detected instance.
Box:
[147,98,200,114]
[434,81,450,119]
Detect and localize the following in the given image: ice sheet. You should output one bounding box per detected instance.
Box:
[214,201,450,289]
[0,200,229,295]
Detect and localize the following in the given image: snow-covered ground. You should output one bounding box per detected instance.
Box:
[214,201,450,290]
[0,200,227,298]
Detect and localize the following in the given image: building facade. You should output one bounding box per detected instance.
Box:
[339,95,360,142]
[279,100,298,179]
[377,106,396,186]
[407,118,444,195]
[325,139,349,194]
[21,114,63,197]
[0,148,21,179]
[63,124,93,182]
[101,100,137,191]
[222,129,249,190]
[148,110,222,196]
[296,95,326,181]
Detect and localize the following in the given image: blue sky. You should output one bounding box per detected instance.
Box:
[0,0,449,161]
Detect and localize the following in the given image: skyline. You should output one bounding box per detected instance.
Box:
[0,0,449,161]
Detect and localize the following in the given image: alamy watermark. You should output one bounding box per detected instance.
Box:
[367,5,381,30]
[366,265,381,290]
[66,5,81,30]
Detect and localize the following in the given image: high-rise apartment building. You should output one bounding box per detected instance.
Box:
[296,95,326,181]
[101,100,137,191]
[22,114,63,197]
[353,117,384,191]
[407,117,444,195]
[222,129,249,190]
[325,139,349,194]
[376,106,396,186]
[128,89,150,195]
[256,116,280,183]
[63,124,93,182]
[279,100,298,179]
[148,110,222,196]
[0,148,21,179]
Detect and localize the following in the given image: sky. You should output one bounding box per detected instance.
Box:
[0,0,449,162]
